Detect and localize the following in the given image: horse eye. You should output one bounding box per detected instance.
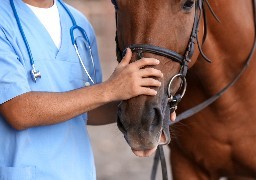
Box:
[183,0,194,11]
[111,0,116,5]
[111,0,118,9]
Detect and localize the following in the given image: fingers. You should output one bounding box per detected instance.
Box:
[139,68,163,78]
[133,58,160,69]
[170,112,176,122]
[140,87,158,96]
[109,54,165,100]
[119,48,132,66]
[140,78,161,87]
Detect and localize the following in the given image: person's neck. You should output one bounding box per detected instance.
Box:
[22,0,54,8]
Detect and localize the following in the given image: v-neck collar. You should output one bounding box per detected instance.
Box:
[14,0,71,59]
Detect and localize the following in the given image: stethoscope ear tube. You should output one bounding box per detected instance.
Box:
[67,5,96,85]
[73,44,95,85]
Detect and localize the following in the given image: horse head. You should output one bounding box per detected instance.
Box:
[112,0,204,157]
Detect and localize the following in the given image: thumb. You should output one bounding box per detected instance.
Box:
[170,111,176,122]
[120,48,132,66]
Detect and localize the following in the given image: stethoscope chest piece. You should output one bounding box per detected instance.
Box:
[85,82,91,87]
[31,67,41,82]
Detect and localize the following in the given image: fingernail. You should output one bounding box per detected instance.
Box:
[155,60,160,64]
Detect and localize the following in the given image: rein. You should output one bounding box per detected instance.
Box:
[153,0,256,179]
[174,0,256,123]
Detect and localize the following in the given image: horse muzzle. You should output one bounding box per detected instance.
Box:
[117,101,171,157]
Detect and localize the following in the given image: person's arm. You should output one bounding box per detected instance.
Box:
[0,49,163,130]
[87,101,119,125]
[0,84,113,130]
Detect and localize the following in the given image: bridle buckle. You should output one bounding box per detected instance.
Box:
[168,74,187,113]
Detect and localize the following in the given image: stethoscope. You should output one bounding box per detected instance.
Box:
[10,0,96,85]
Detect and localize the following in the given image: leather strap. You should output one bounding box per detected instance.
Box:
[123,44,184,64]
[151,148,159,180]
[124,0,203,78]
[111,0,256,179]
[174,0,256,124]
[151,146,168,180]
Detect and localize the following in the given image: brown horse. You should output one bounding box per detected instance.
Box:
[112,0,256,179]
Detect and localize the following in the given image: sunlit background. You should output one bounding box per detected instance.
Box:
[64,1,171,179]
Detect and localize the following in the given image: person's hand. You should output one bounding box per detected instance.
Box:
[170,111,176,122]
[104,48,163,101]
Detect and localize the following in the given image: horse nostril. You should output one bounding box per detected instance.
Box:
[150,108,162,127]
[151,117,160,127]
[117,115,127,134]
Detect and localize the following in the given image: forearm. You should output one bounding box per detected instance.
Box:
[87,101,119,125]
[0,82,111,130]
[0,51,164,130]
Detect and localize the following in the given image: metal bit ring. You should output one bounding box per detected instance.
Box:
[167,74,187,100]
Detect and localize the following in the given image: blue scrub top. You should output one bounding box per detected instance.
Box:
[0,0,102,179]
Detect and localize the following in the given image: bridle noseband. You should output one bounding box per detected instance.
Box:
[113,0,204,113]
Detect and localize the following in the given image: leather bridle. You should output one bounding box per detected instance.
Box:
[111,0,256,180]
[113,0,204,114]
[111,1,204,180]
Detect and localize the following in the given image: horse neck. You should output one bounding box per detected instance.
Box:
[191,0,255,94]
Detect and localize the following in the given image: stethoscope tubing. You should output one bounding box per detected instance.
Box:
[10,0,96,84]
[58,0,96,85]
[10,0,35,69]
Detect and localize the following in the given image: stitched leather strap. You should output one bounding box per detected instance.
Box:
[174,0,256,124]
[125,44,184,64]
[151,146,168,180]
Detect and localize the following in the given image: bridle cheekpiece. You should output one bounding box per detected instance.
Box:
[113,0,204,113]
